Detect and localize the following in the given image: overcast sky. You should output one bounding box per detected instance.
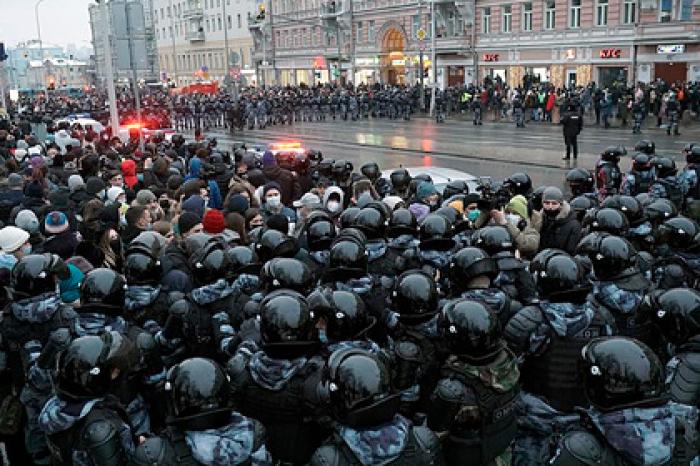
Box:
[0,0,94,49]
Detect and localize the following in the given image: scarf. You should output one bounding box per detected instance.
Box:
[249,351,307,391]
[338,415,411,466]
[185,412,270,465]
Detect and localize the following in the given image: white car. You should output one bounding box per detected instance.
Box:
[55,117,105,133]
[382,166,479,194]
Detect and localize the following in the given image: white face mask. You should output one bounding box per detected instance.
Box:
[327,200,341,213]
[266,195,281,209]
[20,244,32,255]
[506,214,521,226]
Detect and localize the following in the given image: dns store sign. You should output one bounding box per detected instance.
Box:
[483,54,499,62]
[599,48,622,59]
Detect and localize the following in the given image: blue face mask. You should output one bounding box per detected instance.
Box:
[318,329,328,344]
[468,210,480,222]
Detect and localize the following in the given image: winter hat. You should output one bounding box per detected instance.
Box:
[416,181,438,201]
[408,203,431,223]
[202,209,225,234]
[293,193,321,209]
[59,263,84,304]
[16,140,28,150]
[167,175,183,191]
[30,156,44,169]
[86,177,106,195]
[262,181,282,199]
[15,210,40,234]
[542,186,564,203]
[7,173,23,189]
[177,211,202,237]
[13,149,27,163]
[25,181,44,199]
[136,189,157,206]
[382,196,404,212]
[48,191,70,211]
[45,211,69,235]
[262,151,276,168]
[266,213,289,234]
[182,195,206,219]
[107,186,125,204]
[121,159,138,188]
[505,195,529,220]
[0,226,30,253]
[67,174,85,192]
[226,194,250,215]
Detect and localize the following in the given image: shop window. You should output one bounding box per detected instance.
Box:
[545,1,555,29]
[660,0,673,22]
[596,0,608,26]
[570,0,581,28]
[623,0,636,24]
[482,7,491,34]
[523,3,533,31]
[412,15,421,39]
[503,5,512,33]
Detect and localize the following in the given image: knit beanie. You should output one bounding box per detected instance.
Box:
[8,173,23,189]
[177,212,202,237]
[226,194,250,215]
[15,210,40,234]
[202,209,226,234]
[136,189,157,206]
[45,211,69,235]
[182,195,206,218]
[86,177,106,195]
[416,181,438,201]
[107,186,125,204]
[262,181,282,199]
[0,226,29,253]
[505,195,529,219]
[266,213,289,234]
[262,151,276,168]
[542,186,564,203]
[25,181,44,199]
[68,174,85,192]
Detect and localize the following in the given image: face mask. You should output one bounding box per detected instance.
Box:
[96,189,105,200]
[327,200,341,213]
[20,244,32,255]
[468,210,480,222]
[544,208,561,218]
[266,195,281,209]
[318,328,328,344]
[506,214,521,226]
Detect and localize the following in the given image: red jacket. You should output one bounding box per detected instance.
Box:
[546,94,556,112]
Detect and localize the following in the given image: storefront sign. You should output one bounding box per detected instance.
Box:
[599,49,621,59]
[565,49,576,60]
[391,59,406,66]
[483,54,499,62]
[312,56,326,70]
[355,57,379,66]
[657,44,685,54]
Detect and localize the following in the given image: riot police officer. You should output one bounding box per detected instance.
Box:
[595,146,626,199]
[621,153,656,197]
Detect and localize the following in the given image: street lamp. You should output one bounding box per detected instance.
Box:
[35,0,47,91]
[95,0,120,136]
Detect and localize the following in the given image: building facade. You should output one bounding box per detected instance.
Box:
[26,58,89,90]
[248,0,476,88]
[247,0,700,89]
[475,0,700,89]
[6,41,64,89]
[89,0,159,85]
[151,0,256,87]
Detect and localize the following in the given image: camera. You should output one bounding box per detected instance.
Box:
[476,177,511,211]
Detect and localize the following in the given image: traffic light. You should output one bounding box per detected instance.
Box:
[0,43,7,62]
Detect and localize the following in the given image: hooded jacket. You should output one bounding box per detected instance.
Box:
[262,164,298,206]
[323,186,345,215]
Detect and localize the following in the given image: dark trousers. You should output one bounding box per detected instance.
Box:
[564,133,578,158]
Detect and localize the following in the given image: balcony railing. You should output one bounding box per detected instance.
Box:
[186,30,205,42]
[183,6,204,19]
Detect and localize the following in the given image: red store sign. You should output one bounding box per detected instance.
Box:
[599,48,622,59]
[483,54,500,62]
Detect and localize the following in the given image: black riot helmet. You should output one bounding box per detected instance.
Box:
[360,162,380,182]
[589,235,636,280]
[11,254,65,298]
[581,337,664,412]
[57,332,137,402]
[442,180,470,200]
[657,216,700,251]
[323,349,399,428]
[391,270,438,325]
[532,252,583,299]
[570,196,597,222]
[255,229,298,263]
[504,172,532,197]
[183,233,218,257]
[449,247,498,291]
[387,208,418,238]
[306,213,337,251]
[654,156,677,178]
[390,168,411,193]
[339,207,361,230]
[80,268,126,310]
[165,357,231,429]
[124,252,162,286]
[645,199,678,225]
[260,292,316,359]
[438,299,502,362]
[601,145,627,162]
[332,160,354,185]
[584,208,630,236]
[328,239,368,278]
[419,213,455,251]
[226,246,260,276]
[353,207,387,240]
[531,186,547,211]
[601,195,643,226]
[652,288,700,344]
[260,258,313,295]
[686,144,700,164]
[336,227,367,247]
[575,231,610,258]
[308,289,371,342]
[471,226,514,256]
[634,140,656,156]
[631,153,653,172]
[126,231,167,258]
[566,168,596,196]
[189,246,230,285]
